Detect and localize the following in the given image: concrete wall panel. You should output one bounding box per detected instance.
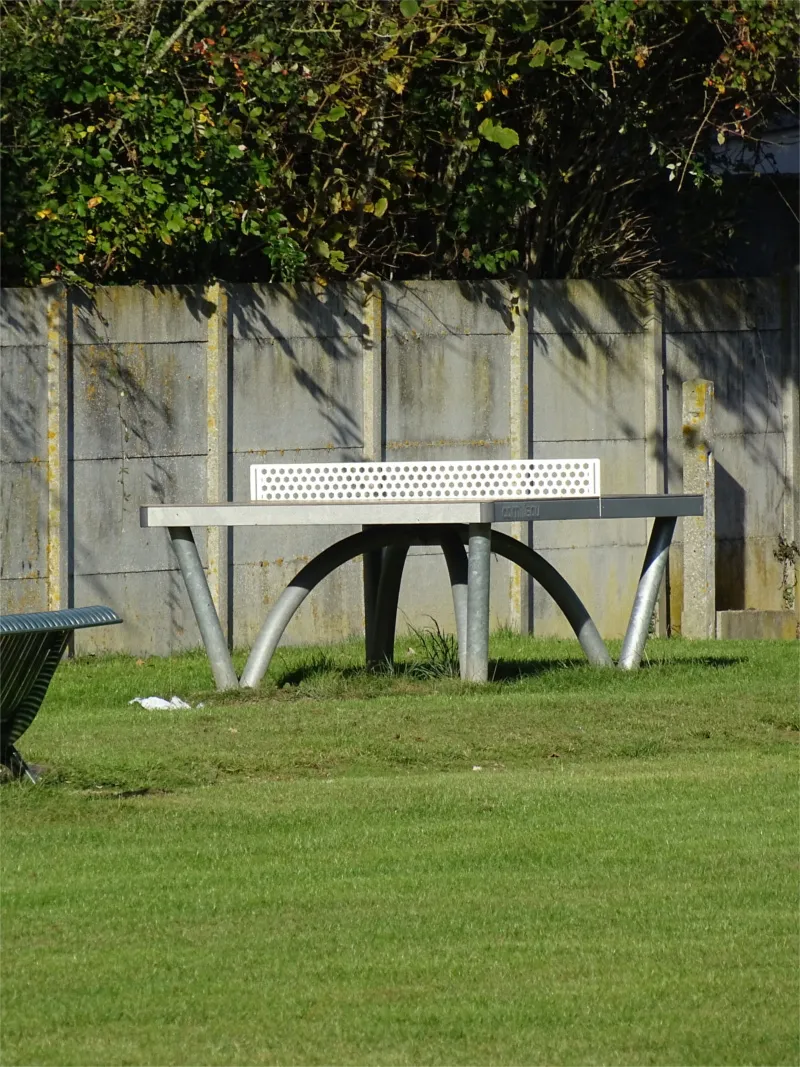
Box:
[0,288,50,346]
[665,332,783,437]
[0,346,48,462]
[0,578,48,615]
[386,343,509,454]
[232,338,363,454]
[72,286,209,344]
[664,278,781,334]
[532,333,646,442]
[72,455,207,576]
[232,557,364,648]
[532,543,643,638]
[231,283,363,341]
[73,343,207,460]
[532,280,648,335]
[1,462,47,579]
[73,569,201,654]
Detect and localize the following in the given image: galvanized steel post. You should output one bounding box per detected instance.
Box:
[465,523,492,681]
[618,516,677,669]
[168,527,238,690]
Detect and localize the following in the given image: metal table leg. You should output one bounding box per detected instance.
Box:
[168,527,239,691]
[440,531,469,677]
[465,523,492,682]
[371,543,410,668]
[618,516,677,670]
[362,532,384,667]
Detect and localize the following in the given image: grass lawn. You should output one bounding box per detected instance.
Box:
[1,635,798,1066]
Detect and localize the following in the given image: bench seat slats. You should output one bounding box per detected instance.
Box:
[0,605,122,781]
[0,606,121,635]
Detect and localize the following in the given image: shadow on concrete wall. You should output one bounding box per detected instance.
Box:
[230,284,364,450]
[715,461,746,610]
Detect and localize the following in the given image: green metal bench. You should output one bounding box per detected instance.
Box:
[0,606,122,782]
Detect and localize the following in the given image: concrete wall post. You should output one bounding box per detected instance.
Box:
[508,275,532,633]
[45,284,69,612]
[361,280,385,647]
[682,379,716,638]
[205,282,230,641]
[644,280,668,635]
[781,269,799,626]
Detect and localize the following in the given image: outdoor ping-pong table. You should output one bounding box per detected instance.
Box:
[140,459,703,690]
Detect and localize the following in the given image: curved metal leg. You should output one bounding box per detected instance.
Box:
[440,532,468,676]
[240,526,447,689]
[455,527,613,668]
[369,543,410,668]
[169,527,239,691]
[618,516,676,670]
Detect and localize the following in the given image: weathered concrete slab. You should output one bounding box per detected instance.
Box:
[664,278,782,334]
[385,280,513,338]
[665,331,783,437]
[0,577,48,615]
[73,569,201,654]
[231,283,363,341]
[72,455,207,575]
[0,462,47,579]
[530,440,647,551]
[232,338,363,453]
[384,439,509,463]
[532,280,649,336]
[715,535,791,614]
[230,522,359,568]
[72,286,210,344]
[533,543,643,639]
[0,288,50,346]
[717,609,797,640]
[0,346,48,462]
[386,343,509,452]
[232,556,364,648]
[533,332,646,442]
[73,342,207,460]
[712,434,785,539]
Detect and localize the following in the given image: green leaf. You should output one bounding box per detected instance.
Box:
[373,197,388,218]
[478,118,519,150]
[312,238,330,259]
[327,105,346,122]
[399,0,419,17]
[565,49,586,69]
[550,38,567,54]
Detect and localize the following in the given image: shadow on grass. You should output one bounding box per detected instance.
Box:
[275,652,750,689]
[637,654,748,670]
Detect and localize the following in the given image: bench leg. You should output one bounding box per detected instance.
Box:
[1,744,40,783]
[465,523,492,682]
[169,527,239,691]
[618,516,677,670]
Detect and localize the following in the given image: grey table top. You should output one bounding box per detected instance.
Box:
[140,494,703,528]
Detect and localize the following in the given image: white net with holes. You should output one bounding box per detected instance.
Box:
[250,459,600,503]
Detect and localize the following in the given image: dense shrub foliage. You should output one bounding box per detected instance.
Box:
[1,0,796,286]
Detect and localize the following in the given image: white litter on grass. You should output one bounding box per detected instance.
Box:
[472,765,483,771]
[129,696,201,710]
